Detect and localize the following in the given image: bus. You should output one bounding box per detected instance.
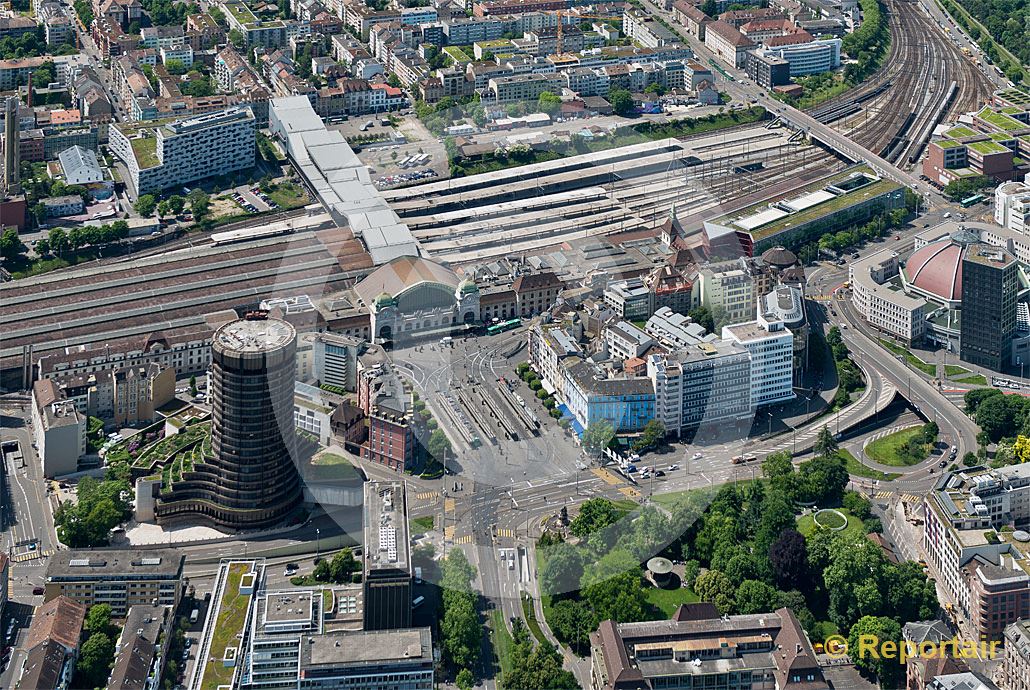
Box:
[960,194,984,208]
[486,318,521,335]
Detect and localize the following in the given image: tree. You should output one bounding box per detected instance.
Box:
[48,227,70,255]
[633,419,666,452]
[734,579,781,615]
[964,387,1002,414]
[456,668,474,690]
[582,420,615,457]
[164,58,187,75]
[962,451,978,467]
[427,428,451,463]
[167,194,186,215]
[762,451,795,498]
[35,237,50,256]
[796,454,848,505]
[608,88,634,116]
[84,604,113,637]
[569,498,620,538]
[701,0,717,15]
[922,420,939,445]
[54,477,132,547]
[76,632,114,688]
[537,90,562,115]
[548,599,595,654]
[848,615,902,687]
[189,375,198,396]
[814,425,838,458]
[329,548,358,583]
[822,537,886,630]
[754,491,796,565]
[539,542,584,596]
[582,569,648,623]
[228,28,245,48]
[188,189,211,219]
[0,227,26,260]
[502,619,578,690]
[313,558,331,582]
[694,569,735,613]
[135,194,157,216]
[769,528,808,588]
[688,306,715,333]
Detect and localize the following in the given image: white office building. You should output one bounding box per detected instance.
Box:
[996,181,1030,234]
[759,38,841,76]
[722,313,794,407]
[604,321,655,361]
[311,332,362,391]
[109,107,256,196]
[849,248,928,344]
[31,379,87,478]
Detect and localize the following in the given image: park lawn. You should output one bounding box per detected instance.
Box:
[837,449,901,481]
[410,515,434,532]
[645,586,700,618]
[955,374,988,386]
[796,507,867,542]
[490,609,516,678]
[200,563,253,690]
[944,365,970,377]
[878,339,936,377]
[652,486,715,513]
[865,427,930,467]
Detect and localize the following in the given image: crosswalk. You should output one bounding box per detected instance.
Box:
[415,491,438,501]
[875,491,924,503]
[495,527,516,539]
[10,549,53,563]
[453,534,474,545]
[619,486,642,499]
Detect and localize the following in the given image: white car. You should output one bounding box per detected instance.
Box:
[691,452,702,460]
[668,464,680,471]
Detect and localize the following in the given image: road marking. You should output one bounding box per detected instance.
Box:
[618,486,641,498]
[453,534,474,544]
[591,468,622,486]
[10,549,53,563]
[444,525,455,540]
[415,491,438,501]
[495,527,516,538]
[876,491,893,499]
[444,498,455,513]
[902,493,923,503]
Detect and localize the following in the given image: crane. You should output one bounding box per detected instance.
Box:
[550,10,624,56]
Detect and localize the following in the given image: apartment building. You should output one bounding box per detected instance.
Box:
[722,313,794,407]
[0,56,46,90]
[357,363,417,472]
[923,466,1030,640]
[605,321,656,361]
[44,549,186,617]
[1002,619,1030,690]
[488,72,562,103]
[109,107,256,196]
[31,379,86,478]
[622,8,678,48]
[221,0,287,47]
[107,605,173,690]
[673,0,711,39]
[923,106,1030,185]
[18,596,88,690]
[513,271,563,316]
[442,16,506,44]
[140,25,185,49]
[48,362,175,425]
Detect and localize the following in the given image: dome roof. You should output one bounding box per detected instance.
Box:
[374,292,396,307]
[760,246,798,269]
[904,240,965,302]
[458,277,478,294]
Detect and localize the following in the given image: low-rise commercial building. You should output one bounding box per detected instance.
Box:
[590,605,827,690]
[604,277,653,321]
[44,549,186,617]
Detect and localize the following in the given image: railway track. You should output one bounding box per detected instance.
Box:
[810,0,993,169]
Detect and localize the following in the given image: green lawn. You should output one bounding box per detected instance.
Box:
[955,374,988,386]
[521,594,547,645]
[307,451,361,481]
[838,449,900,481]
[410,515,434,532]
[200,563,254,690]
[490,609,516,678]
[645,585,699,617]
[944,365,970,377]
[865,427,930,467]
[797,508,867,541]
[878,339,936,376]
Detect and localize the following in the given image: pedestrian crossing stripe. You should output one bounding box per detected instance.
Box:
[415,491,438,501]
[619,486,641,498]
[11,549,54,563]
[876,491,892,499]
[902,494,923,503]
[453,535,474,544]
[495,528,515,538]
[444,525,455,539]
[444,498,455,513]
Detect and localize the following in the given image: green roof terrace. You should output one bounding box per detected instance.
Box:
[998,88,1030,106]
[968,140,1010,156]
[977,107,1026,132]
[936,139,966,149]
[198,561,257,690]
[945,125,978,139]
[130,136,159,169]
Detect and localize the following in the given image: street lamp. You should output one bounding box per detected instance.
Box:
[315,528,320,561]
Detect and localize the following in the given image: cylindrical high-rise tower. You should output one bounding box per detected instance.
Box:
[155,314,302,529]
[3,96,20,197]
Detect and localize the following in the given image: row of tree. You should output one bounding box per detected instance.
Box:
[826,326,863,409]
[74,604,120,688]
